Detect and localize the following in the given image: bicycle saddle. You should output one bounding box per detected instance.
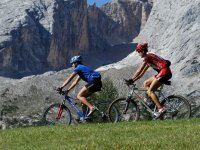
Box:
[163,80,171,85]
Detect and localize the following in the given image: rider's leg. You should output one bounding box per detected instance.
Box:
[81,103,87,115]
[77,86,94,110]
[146,77,162,109]
[144,76,155,90]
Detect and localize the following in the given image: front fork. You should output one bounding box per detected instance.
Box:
[123,97,131,114]
[56,102,64,120]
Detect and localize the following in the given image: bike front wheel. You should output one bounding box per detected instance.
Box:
[161,95,191,120]
[43,103,72,125]
[108,98,140,122]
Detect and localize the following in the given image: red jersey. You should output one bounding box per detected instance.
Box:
[143,53,169,71]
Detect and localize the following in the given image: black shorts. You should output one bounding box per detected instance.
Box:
[158,71,172,84]
[85,79,102,93]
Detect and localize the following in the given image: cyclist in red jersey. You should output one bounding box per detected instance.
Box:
[127,43,172,118]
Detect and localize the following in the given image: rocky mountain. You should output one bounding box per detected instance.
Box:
[0,0,152,78]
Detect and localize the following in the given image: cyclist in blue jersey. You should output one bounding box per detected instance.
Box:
[57,55,102,116]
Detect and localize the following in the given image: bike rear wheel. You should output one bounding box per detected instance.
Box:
[108,98,140,122]
[161,95,191,120]
[43,103,72,125]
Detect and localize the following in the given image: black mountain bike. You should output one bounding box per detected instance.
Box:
[108,81,191,122]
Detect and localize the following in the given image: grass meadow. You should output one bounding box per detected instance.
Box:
[0,119,199,150]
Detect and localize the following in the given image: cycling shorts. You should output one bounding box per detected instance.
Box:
[85,79,102,93]
[155,68,172,84]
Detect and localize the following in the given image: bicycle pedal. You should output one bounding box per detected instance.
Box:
[76,117,90,123]
[102,115,108,121]
[74,118,82,123]
[154,111,167,119]
[84,117,92,123]
[85,116,91,119]
[101,114,107,118]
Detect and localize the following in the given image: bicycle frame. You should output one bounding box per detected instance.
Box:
[58,95,89,120]
[126,84,168,116]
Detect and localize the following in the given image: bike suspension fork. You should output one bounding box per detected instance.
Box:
[123,97,131,114]
[56,103,64,120]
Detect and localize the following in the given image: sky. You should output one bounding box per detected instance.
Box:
[87,0,111,6]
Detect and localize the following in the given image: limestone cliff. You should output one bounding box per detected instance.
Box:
[101,0,153,44]
[0,0,152,77]
[47,0,89,69]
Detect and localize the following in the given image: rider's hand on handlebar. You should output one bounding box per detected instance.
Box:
[64,90,69,95]
[56,87,69,95]
[56,87,63,94]
[125,79,134,85]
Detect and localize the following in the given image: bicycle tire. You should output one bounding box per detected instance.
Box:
[94,101,110,113]
[161,95,191,120]
[108,98,140,122]
[95,101,118,123]
[43,103,72,125]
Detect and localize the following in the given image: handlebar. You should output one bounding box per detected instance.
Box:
[54,87,69,95]
[124,79,165,92]
[124,79,135,86]
[57,90,69,95]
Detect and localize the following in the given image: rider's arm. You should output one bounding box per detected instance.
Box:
[132,62,149,81]
[61,72,77,89]
[67,76,81,91]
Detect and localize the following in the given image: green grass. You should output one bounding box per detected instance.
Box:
[0,119,200,150]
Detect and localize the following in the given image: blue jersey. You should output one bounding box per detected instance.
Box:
[73,64,101,82]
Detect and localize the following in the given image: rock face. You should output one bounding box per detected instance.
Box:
[0,0,53,77]
[0,0,152,78]
[47,0,90,69]
[0,0,89,77]
[101,0,153,44]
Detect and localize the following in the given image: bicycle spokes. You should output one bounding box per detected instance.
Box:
[161,95,191,119]
[108,98,140,122]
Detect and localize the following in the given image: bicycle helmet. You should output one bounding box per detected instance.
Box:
[135,43,148,52]
[70,55,82,64]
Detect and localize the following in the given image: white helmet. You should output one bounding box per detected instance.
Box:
[70,55,82,64]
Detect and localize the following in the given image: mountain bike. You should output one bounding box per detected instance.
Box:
[43,90,116,125]
[108,80,191,122]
